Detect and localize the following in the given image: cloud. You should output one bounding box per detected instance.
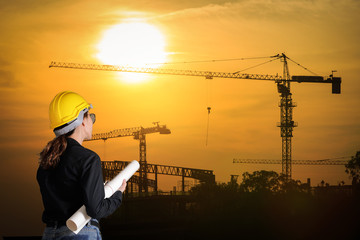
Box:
[155,0,360,23]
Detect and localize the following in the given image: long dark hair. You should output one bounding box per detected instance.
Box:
[39,112,89,169]
[39,130,74,169]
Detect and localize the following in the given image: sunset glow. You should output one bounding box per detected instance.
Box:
[96,21,167,83]
[1,0,360,237]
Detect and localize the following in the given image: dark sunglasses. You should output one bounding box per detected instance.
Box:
[89,113,96,124]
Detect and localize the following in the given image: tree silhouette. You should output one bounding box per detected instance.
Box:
[183,170,359,239]
[276,174,309,194]
[345,151,360,184]
[239,170,280,193]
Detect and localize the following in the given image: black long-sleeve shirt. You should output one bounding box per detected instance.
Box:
[37,138,122,224]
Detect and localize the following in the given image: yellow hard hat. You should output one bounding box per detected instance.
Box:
[49,91,92,136]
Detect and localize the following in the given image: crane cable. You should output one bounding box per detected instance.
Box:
[286,56,319,76]
[145,55,276,66]
[233,56,282,74]
[158,55,278,147]
[142,54,319,147]
[206,107,211,146]
[206,78,212,146]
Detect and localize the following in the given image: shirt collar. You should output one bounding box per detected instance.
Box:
[67,137,81,146]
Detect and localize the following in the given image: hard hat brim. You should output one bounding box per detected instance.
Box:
[53,105,92,137]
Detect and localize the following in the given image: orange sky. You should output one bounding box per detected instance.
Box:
[0,0,359,237]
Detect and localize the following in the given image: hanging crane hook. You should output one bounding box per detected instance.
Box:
[206,107,212,146]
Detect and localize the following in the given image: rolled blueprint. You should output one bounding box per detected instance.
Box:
[66,160,140,234]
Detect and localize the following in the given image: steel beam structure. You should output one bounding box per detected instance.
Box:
[87,123,170,193]
[101,160,215,192]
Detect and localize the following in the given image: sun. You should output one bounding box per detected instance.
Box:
[96,21,167,83]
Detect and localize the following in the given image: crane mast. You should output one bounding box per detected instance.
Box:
[277,54,296,179]
[50,53,341,180]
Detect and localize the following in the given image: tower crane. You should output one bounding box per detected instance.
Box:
[49,53,341,180]
[231,156,350,185]
[233,156,351,165]
[85,122,171,192]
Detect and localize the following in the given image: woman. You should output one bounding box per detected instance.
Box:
[37,91,126,239]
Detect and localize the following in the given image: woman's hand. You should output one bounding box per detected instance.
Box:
[118,179,127,193]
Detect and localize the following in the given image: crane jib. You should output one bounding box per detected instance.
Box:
[49,61,341,94]
[50,61,283,81]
